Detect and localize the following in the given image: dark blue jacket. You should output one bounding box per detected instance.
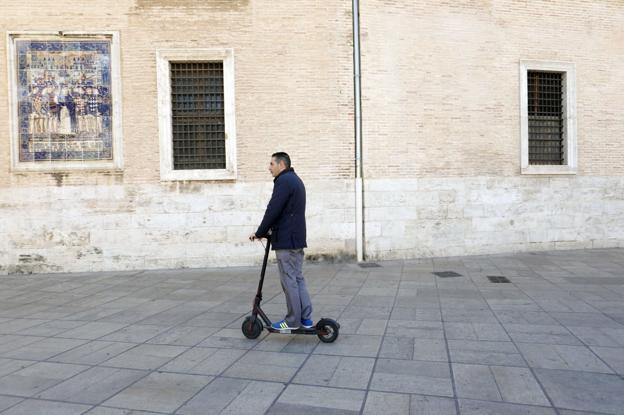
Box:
[256,168,307,250]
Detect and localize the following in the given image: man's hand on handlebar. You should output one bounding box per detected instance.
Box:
[249,230,270,241]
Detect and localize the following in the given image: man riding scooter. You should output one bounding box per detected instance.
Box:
[249,152,313,332]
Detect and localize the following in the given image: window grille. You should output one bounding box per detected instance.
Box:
[170,61,225,170]
[528,71,564,165]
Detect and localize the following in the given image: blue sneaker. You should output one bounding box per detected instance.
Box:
[301,319,314,328]
[271,320,299,331]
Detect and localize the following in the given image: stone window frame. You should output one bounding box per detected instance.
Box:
[519,60,577,175]
[6,31,124,172]
[156,48,237,181]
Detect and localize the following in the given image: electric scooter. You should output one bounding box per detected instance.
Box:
[241,235,340,343]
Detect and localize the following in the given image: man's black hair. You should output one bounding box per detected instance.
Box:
[272,152,291,169]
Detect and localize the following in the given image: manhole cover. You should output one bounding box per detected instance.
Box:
[487,276,511,283]
[359,262,381,268]
[433,271,463,278]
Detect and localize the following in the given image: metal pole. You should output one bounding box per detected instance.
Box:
[352,0,364,262]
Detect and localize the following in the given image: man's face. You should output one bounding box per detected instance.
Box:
[269,157,284,177]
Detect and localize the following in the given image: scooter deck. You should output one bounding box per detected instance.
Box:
[265,326,317,335]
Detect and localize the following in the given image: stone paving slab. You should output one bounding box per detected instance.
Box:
[0,335,43,356]
[60,322,130,340]
[314,334,382,357]
[275,384,365,413]
[0,359,32,378]
[3,337,89,361]
[409,394,458,415]
[370,359,453,396]
[292,355,375,389]
[99,324,172,343]
[0,362,89,397]
[86,407,168,414]
[1,248,624,414]
[504,323,583,345]
[222,350,307,383]
[458,399,556,415]
[37,367,148,404]
[0,397,22,412]
[588,346,624,374]
[566,326,624,347]
[48,341,136,366]
[448,339,526,366]
[16,320,86,337]
[160,347,246,376]
[102,372,212,413]
[516,343,614,373]
[1,399,91,415]
[0,320,48,335]
[533,368,624,415]
[363,392,459,415]
[489,365,550,406]
[146,326,219,347]
[443,322,510,342]
[102,344,188,371]
[177,378,284,415]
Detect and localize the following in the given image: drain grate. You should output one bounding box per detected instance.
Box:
[359,262,381,268]
[487,276,511,283]
[433,271,463,278]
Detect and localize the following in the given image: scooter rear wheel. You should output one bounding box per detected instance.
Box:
[316,319,339,343]
[242,316,263,339]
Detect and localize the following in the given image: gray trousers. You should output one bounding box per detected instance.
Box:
[275,249,312,327]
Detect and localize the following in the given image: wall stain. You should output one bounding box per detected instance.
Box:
[305,251,355,263]
[77,247,103,259]
[18,254,45,263]
[168,181,203,194]
[50,172,68,187]
[10,254,62,274]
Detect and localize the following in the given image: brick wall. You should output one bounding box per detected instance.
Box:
[360,0,624,177]
[0,0,355,188]
[0,1,623,273]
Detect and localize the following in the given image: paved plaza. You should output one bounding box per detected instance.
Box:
[0,248,623,414]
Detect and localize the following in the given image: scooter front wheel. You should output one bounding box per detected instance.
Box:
[316,318,339,343]
[242,316,263,339]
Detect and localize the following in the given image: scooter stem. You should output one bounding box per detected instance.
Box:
[255,235,272,301]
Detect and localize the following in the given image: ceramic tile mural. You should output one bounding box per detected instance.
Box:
[16,39,113,161]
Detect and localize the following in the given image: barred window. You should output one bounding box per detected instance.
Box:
[519,61,576,175]
[157,49,237,181]
[528,71,563,165]
[171,62,226,170]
